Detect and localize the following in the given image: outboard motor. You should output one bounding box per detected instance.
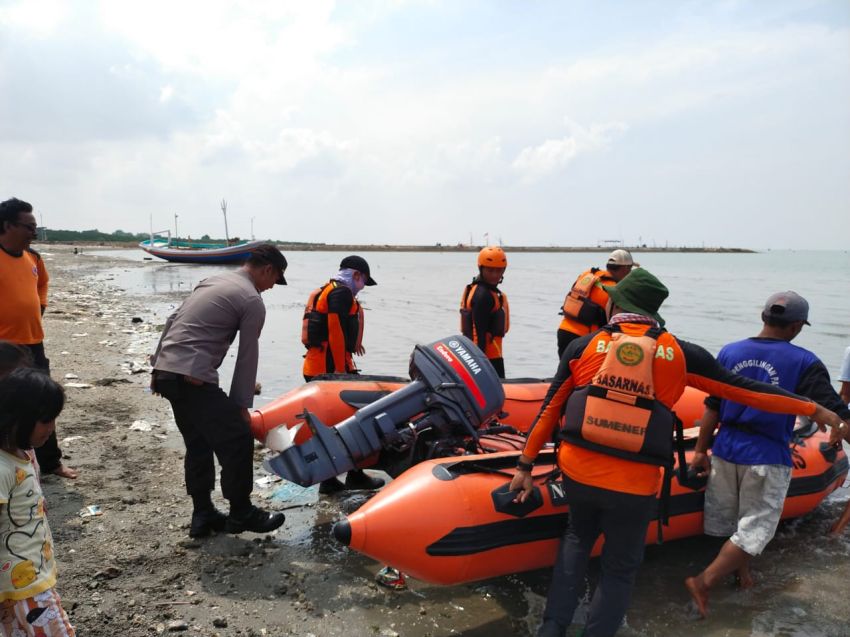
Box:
[264,335,505,486]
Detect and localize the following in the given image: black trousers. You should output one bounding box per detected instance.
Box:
[25,343,64,472]
[488,357,505,379]
[154,373,254,510]
[556,329,582,360]
[543,477,655,637]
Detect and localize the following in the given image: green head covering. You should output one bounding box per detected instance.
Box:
[602,268,669,327]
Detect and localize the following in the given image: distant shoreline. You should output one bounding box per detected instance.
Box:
[41,241,756,254]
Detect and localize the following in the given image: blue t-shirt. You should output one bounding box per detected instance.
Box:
[712,337,819,467]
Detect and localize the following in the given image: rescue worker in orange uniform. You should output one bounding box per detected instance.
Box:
[302,255,384,494]
[509,268,845,637]
[460,246,510,378]
[556,249,637,359]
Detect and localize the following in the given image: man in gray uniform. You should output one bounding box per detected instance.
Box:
[151,244,287,537]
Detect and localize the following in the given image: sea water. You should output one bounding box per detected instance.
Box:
[94,248,850,635]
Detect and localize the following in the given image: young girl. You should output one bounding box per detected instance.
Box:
[0,368,75,636]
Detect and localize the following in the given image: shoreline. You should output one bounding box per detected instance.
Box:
[39,240,757,254]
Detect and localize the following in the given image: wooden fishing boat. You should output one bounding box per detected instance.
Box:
[139,237,266,264]
[142,199,263,264]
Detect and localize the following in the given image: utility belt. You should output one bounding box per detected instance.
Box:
[152,370,214,387]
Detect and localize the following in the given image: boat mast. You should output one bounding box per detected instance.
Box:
[174,213,179,244]
[221,199,230,244]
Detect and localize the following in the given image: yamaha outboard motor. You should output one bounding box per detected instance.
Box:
[264,335,505,486]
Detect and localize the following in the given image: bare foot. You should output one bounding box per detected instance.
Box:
[829,502,850,536]
[50,464,79,480]
[735,567,754,590]
[685,576,708,618]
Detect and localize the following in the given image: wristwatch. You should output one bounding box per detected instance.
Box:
[516,459,533,472]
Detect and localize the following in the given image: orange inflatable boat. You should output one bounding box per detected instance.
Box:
[250,374,551,445]
[333,424,848,585]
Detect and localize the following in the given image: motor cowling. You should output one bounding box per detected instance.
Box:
[264,335,505,486]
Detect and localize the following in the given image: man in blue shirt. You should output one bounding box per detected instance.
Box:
[685,291,850,617]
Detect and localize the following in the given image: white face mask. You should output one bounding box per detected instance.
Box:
[352,272,367,296]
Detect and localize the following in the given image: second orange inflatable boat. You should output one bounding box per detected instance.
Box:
[333,425,848,585]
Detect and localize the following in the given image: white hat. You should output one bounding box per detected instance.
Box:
[607,249,639,267]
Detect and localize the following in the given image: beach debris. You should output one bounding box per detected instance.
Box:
[166,620,189,632]
[212,618,228,628]
[123,360,150,375]
[264,424,302,453]
[269,480,317,506]
[255,474,282,488]
[64,373,79,379]
[93,377,131,386]
[64,382,94,389]
[130,420,155,432]
[131,317,143,323]
[375,566,407,591]
[94,566,122,580]
[80,505,103,518]
[71,332,89,337]
[60,351,70,355]
[62,436,85,444]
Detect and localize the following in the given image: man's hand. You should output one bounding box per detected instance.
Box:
[690,451,711,478]
[812,404,842,429]
[828,419,849,447]
[354,345,366,356]
[509,471,534,504]
[811,404,846,445]
[240,408,251,425]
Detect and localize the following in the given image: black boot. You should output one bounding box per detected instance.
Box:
[318,477,346,495]
[189,508,227,538]
[225,505,285,534]
[344,469,385,491]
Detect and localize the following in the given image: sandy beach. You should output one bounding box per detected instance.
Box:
[38,245,543,637]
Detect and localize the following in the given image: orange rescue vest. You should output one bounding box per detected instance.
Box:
[560,268,615,330]
[459,281,509,359]
[301,281,364,376]
[561,326,677,466]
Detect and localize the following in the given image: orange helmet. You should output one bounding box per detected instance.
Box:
[478,246,507,269]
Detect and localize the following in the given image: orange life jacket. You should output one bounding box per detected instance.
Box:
[302,281,363,375]
[561,324,685,537]
[561,326,677,466]
[559,268,615,334]
[459,281,509,359]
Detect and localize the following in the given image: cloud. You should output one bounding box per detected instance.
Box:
[0,1,847,247]
[512,120,627,182]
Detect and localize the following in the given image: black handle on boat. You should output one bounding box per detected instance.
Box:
[491,483,544,518]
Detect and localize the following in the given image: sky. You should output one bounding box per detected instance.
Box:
[1,0,848,249]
